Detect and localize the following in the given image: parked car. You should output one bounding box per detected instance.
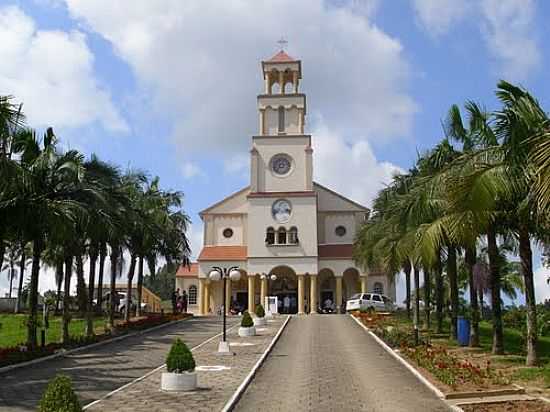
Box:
[346,293,395,312]
[95,292,147,313]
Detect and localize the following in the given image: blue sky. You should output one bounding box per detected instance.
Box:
[1,0,549,303]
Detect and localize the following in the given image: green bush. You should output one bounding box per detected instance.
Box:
[255,304,265,318]
[241,311,254,327]
[39,374,82,412]
[166,338,195,373]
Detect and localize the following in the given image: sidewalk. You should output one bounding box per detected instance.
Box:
[86,316,288,412]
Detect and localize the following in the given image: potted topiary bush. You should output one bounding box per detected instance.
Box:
[238,310,256,337]
[39,374,82,412]
[161,338,197,391]
[254,304,266,326]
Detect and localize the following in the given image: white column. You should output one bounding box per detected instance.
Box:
[298,275,305,314]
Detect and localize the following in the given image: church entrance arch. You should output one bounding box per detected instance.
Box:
[318,268,336,312]
[343,268,360,300]
[269,266,298,314]
[232,270,248,312]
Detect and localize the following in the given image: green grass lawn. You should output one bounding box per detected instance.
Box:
[0,313,107,348]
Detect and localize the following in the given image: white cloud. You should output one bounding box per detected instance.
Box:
[480,0,540,81]
[224,153,249,178]
[0,5,128,132]
[313,121,402,207]
[64,0,416,156]
[187,223,204,260]
[534,265,550,303]
[412,0,470,37]
[181,161,203,179]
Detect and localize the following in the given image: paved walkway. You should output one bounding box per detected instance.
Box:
[235,315,450,412]
[0,316,237,411]
[86,316,288,412]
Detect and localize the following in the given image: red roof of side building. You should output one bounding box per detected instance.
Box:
[266,50,297,63]
[198,246,248,261]
[318,244,354,259]
[176,263,198,277]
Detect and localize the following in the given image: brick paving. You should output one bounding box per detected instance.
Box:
[234,315,451,412]
[85,316,287,412]
[0,316,238,411]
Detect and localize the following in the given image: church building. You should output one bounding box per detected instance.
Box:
[176,50,395,314]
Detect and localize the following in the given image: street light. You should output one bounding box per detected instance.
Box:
[209,266,240,355]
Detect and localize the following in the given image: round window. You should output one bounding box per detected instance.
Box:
[271,154,292,175]
[222,228,234,238]
[335,226,347,237]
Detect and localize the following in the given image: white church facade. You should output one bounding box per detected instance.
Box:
[176,50,395,314]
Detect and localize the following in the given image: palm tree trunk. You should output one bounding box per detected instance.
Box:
[447,246,459,340]
[487,227,504,355]
[404,260,412,319]
[413,265,420,345]
[8,261,14,298]
[108,248,118,329]
[27,238,43,349]
[55,261,63,315]
[0,239,4,285]
[424,269,431,330]
[435,251,444,334]
[519,225,538,366]
[62,256,73,345]
[75,254,88,315]
[125,255,137,322]
[15,245,26,313]
[466,246,480,347]
[136,256,144,317]
[478,289,484,318]
[97,243,106,312]
[85,250,97,337]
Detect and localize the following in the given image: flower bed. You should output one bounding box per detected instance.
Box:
[460,400,550,412]
[0,313,191,368]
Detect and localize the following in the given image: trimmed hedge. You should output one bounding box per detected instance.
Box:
[241,311,254,327]
[39,374,82,412]
[166,338,195,373]
[255,304,265,318]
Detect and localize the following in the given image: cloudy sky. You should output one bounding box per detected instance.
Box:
[1,0,549,302]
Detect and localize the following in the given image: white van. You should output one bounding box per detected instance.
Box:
[345,293,395,312]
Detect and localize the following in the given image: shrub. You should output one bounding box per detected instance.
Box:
[255,304,265,318]
[166,338,195,373]
[241,311,254,327]
[39,374,82,412]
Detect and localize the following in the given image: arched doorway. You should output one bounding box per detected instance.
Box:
[318,268,336,312]
[269,266,298,314]
[343,268,360,300]
[232,270,248,312]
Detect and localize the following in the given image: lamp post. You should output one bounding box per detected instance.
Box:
[209,266,240,354]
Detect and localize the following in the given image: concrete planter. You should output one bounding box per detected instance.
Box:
[238,326,256,337]
[161,371,197,391]
[254,317,266,327]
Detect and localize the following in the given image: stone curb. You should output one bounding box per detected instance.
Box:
[0,315,193,375]
[221,315,292,412]
[82,320,240,410]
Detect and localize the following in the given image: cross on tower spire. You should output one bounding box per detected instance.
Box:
[277,37,288,51]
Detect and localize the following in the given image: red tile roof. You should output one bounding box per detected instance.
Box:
[198,246,247,261]
[176,263,198,277]
[318,244,354,259]
[266,50,296,63]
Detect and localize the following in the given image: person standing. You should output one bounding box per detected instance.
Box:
[283,295,290,314]
[172,288,180,314]
[181,290,188,313]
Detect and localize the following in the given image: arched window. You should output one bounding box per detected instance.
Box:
[277,227,287,244]
[288,227,298,244]
[278,106,285,133]
[188,285,197,305]
[266,227,275,245]
[373,282,384,295]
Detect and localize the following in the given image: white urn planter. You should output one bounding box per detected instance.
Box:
[254,317,266,327]
[238,326,256,337]
[161,371,197,391]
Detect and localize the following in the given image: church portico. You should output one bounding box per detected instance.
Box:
[176,49,395,315]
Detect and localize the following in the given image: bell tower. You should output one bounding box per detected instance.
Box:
[250,47,312,193]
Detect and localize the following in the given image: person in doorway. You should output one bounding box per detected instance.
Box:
[181,290,188,313]
[171,288,180,314]
[290,295,296,313]
[324,297,333,313]
[283,295,290,314]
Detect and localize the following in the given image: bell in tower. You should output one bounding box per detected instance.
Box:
[258,46,306,136]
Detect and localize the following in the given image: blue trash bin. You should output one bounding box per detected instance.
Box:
[457,316,470,346]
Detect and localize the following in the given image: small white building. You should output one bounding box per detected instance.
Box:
[176,50,395,315]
